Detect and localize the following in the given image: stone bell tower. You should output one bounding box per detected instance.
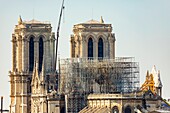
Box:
[9,16,57,113]
[70,17,116,59]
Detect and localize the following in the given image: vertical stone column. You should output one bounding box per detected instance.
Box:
[93,38,97,58]
[75,36,78,58]
[70,37,73,58]
[16,37,19,71]
[84,38,87,58]
[25,39,29,72]
[22,39,26,72]
[104,40,108,58]
[113,41,115,59]
[21,76,27,113]
[71,35,76,58]
[112,34,115,59]
[77,36,81,58]
[10,75,15,96]
[109,33,114,59]
[107,41,110,59]
[108,35,111,59]
[50,33,55,71]
[18,36,22,72]
[12,35,17,72]
[81,39,84,58]
[9,73,15,113]
[34,39,38,63]
[76,35,79,58]
[52,38,55,71]
[109,40,113,59]
[14,76,20,113]
[80,33,85,58]
[14,75,17,99]
[46,39,51,71]
[49,38,54,70]
[27,39,30,72]
[44,39,47,71]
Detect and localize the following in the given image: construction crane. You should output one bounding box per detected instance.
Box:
[54,0,65,70]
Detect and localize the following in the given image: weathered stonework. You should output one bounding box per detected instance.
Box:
[80,91,162,113]
[9,17,57,113]
[70,19,116,59]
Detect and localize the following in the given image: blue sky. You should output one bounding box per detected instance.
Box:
[0,0,170,109]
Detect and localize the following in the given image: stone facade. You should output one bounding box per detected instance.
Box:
[9,17,57,113]
[70,18,115,59]
[80,91,162,113]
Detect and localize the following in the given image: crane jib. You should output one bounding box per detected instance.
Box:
[54,0,65,71]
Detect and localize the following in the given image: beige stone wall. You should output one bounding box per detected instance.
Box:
[86,93,162,113]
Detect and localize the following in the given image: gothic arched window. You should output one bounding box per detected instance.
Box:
[29,37,34,71]
[98,38,103,59]
[88,38,93,59]
[39,37,44,72]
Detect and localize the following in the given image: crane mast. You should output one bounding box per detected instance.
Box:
[54,0,65,70]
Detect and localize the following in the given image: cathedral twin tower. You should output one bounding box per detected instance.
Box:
[9,16,116,113]
[9,17,57,113]
[71,18,115,59]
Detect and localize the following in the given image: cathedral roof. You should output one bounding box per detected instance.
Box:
[85,19,101,24]
[83,18,106,24]
[81,17,105,24]
[23,19,50,24]
[74,17,112,30]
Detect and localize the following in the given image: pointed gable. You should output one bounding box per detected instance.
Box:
[31,61,41,94]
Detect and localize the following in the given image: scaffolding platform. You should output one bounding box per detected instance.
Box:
[58,57,140,113]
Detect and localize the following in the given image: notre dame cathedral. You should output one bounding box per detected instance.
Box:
[9,15,164,113]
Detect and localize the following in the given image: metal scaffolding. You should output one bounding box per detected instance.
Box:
[58,57,140,113]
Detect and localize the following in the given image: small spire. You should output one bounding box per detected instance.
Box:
[18,15,23,25]
[152,65,157,72]
[100,16,104,23]
[31,60,39,86]
[158,70,162,86]
[146,70,149,77]
[33,60,39,78]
